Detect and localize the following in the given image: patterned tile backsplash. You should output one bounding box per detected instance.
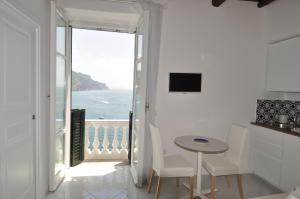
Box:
[256,99,300,124]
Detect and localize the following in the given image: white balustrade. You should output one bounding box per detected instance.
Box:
[84,120,129,160]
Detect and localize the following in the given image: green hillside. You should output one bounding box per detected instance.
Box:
[72,71,109,91]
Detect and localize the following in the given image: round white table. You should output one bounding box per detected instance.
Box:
[174,136,229,199]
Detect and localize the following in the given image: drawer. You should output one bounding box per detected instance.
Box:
[253,136,283,159]
[252,125,283,147]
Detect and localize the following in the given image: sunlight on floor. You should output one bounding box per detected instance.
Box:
[66,161,121,179]
[46,161,281,199]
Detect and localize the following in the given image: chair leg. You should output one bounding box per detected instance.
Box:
[189,176,194,199]
[237,174,244,199]
[210,175,216,199]
[176,177,179,193]
[155,177,162,199]
[146,169,155,193]
[225,175,231,188]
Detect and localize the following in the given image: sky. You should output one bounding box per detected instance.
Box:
[72,28,135,90]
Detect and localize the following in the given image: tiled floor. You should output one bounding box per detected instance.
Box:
[46,161,283,199]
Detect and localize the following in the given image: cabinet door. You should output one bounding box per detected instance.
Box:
[251,126,283,187]
[266,36,300,92]
[280,135,300,192]
[265,0,300,43]
[253,150,282,187]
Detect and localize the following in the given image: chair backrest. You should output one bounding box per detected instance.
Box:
[149,124,164,173]
[225,124,247,168]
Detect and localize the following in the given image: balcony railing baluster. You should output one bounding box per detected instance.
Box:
[92,125,99,156]
[84,124,92,158]
[84,120,129,160]
[102,126,109,154]
[112,127,119,155]
[121,127,127,153]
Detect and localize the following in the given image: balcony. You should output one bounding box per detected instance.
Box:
[84,120,129,160]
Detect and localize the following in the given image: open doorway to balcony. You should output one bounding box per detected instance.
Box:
[71,28,135,166]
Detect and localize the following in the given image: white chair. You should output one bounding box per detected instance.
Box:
[203,124,247,199]
[147,124,195,199]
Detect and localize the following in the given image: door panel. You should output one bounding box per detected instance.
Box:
[49,1,70,191]
[0,1,37,198]
[3,22,31,105]
[55,133,65,175]
[6,141,33,199]
[55,55,66,131]
[130,11,149,186]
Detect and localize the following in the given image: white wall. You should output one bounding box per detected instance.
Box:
[6,0,51,198]
[154,0,266,171]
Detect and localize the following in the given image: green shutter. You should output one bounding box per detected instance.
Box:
[70,109,85,167]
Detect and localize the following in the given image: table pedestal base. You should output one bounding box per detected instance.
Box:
[182,182,217,199]
[180,152,217,199]
[179,191,208,199]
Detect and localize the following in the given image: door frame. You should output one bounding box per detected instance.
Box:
[0,0,41,198]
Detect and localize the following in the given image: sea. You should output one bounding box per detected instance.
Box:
[72,89,133,150]
[72,89,133,119]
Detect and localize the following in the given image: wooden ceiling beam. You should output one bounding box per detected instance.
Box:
[257,0,276,8]
[240,0,276,7]
[212,0,276,8]
[212,0,226,7]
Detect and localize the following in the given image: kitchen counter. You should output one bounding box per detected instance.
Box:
[251,122,300,138]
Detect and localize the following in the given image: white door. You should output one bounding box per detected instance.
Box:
[0,1,39,198]
[49,1,71,191]
[130,11,150,187]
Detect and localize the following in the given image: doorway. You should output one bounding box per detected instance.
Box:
[49,2,151,190]
[70,28,135,165]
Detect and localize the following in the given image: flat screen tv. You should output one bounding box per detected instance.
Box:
[169,73,202,92]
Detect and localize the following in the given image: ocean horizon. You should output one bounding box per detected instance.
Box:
[72,89,133,120]
[72,89,132,150]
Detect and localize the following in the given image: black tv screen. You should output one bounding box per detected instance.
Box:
[169,73,202,92]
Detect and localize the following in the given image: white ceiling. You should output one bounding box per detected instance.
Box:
[58,0,142,32]
[151,0,168,5]
[58,0,142,13]
[64,8,140,32]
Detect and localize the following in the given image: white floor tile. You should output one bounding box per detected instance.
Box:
[46,161,282,199]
